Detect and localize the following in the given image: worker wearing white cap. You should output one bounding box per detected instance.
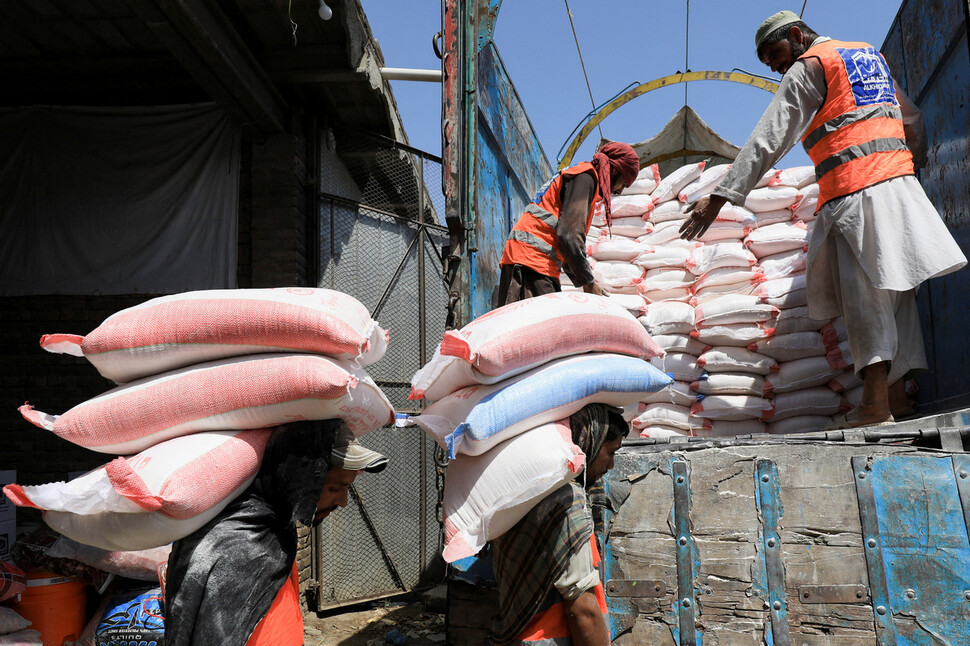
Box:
[681,10,966,428]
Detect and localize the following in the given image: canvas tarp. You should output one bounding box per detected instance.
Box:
[602,105,741,177]
[0,104,240,296]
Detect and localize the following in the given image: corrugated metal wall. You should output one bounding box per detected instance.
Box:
[882,0,970,413]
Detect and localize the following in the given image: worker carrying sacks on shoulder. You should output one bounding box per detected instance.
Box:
[497,142,641,305]
[679,10,966,429]
[164,421,388,646]
[488,403,627,646]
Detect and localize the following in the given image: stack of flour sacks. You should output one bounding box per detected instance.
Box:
[5,288,394,552]
[408,293,671,563]
[564,160,856,438]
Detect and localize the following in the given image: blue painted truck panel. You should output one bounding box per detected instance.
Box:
[881,0,970,412]
[470,42,553,320]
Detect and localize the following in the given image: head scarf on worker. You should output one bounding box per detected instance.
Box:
[166,420,386,645]
[590,141,640,224]
[489,404,625,644]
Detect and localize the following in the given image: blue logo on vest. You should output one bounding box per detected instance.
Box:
[837,47,897,107]
[532,171,562,204]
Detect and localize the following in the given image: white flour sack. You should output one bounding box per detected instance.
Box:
[593,261,646,291]
[679,164,732,204]
[652,161,706,204]
[640,381,698,406]
[634,245,694,270]
[744,221,809,258]
[638,301,695,335]
[621,164,661,195]
[441,419,583,563]
[415,353,672,458]
[650,352,703,382]
[639,220,686,246]
[772,166,817,189]
[39,288,388,383]
[753,208,795,228]
[694,294,778,328]
[792,184,820,222]
[759,249,808,281]
[699,419,766,437]
[743,185,800,212]
[765,356,843,395]
[650,334,707,356]
[716,204,757,225]
[692,323,774,348]
[631,403,694,432]
[410,292,663,401]
[690,395,773,421]
[650,200,689,224]
[697,346,779,375]
[691,372,767,397]
[687,243,756,275]
[755,274,808,308]
[607,216,654,238]
[610,194,655,218]
[696,220,753,243]
[766,388,849,421]
[20,354,394,454]
[3,429,271,550]
[587,236,644,262]
[773,305,829,335]
[750,331,827,362]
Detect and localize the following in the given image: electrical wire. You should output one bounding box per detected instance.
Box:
[799,0,808,18]
[684,0,690,108]
[563,0,604,142]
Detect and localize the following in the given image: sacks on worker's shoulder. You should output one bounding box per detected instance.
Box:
[416,353,672,458]
[441,419,584,562]
[39,288,389,383]
[4,429,273,551]
[20,354,394,454]
[409,293,664,402]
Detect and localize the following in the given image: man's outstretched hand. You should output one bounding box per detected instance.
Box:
[679,195,728,241]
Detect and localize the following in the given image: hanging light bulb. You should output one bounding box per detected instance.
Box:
[318,0,332,20]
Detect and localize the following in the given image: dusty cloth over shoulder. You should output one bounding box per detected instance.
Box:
[488,404,613,643]
[164,420,338,645]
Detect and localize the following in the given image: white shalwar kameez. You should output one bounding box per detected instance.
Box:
[712,37,966,383]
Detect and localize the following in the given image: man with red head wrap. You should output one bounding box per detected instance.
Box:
[497,141,640,305]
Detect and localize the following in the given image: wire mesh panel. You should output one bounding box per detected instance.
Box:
[313,130,448,609]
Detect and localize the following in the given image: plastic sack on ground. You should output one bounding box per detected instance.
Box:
[409,293,663,401]
[20,354,393,453]
[39,288,388,383]
[416,353,672,458]
[46,537,171,582]
[441,419,583,563]
[95,588,165,645]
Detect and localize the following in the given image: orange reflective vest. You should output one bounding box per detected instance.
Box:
[798,39,914,208]
[500,162,600,278]
[515,536,610,645]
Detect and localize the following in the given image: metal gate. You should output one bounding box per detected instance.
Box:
[311,128,449,609]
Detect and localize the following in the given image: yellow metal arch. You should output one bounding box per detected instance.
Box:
[558,70,779,170]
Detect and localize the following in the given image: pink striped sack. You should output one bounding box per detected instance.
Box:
[409,293,663,401]
[39,288,388,383]
[20,354,394,454]
[3,429,271,550]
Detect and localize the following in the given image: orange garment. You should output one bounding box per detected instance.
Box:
[798,39,914,208]
[516,536,609,643]
[246,562,304,646]
[500,162,600,278]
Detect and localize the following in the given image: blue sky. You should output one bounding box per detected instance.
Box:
[360,1,903,170]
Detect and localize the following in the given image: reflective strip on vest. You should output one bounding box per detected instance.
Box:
[513,636,573,645]
[814,137,910,180]
[508,229,560,266]
[803,103,903,150]
[524,203,560,228]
